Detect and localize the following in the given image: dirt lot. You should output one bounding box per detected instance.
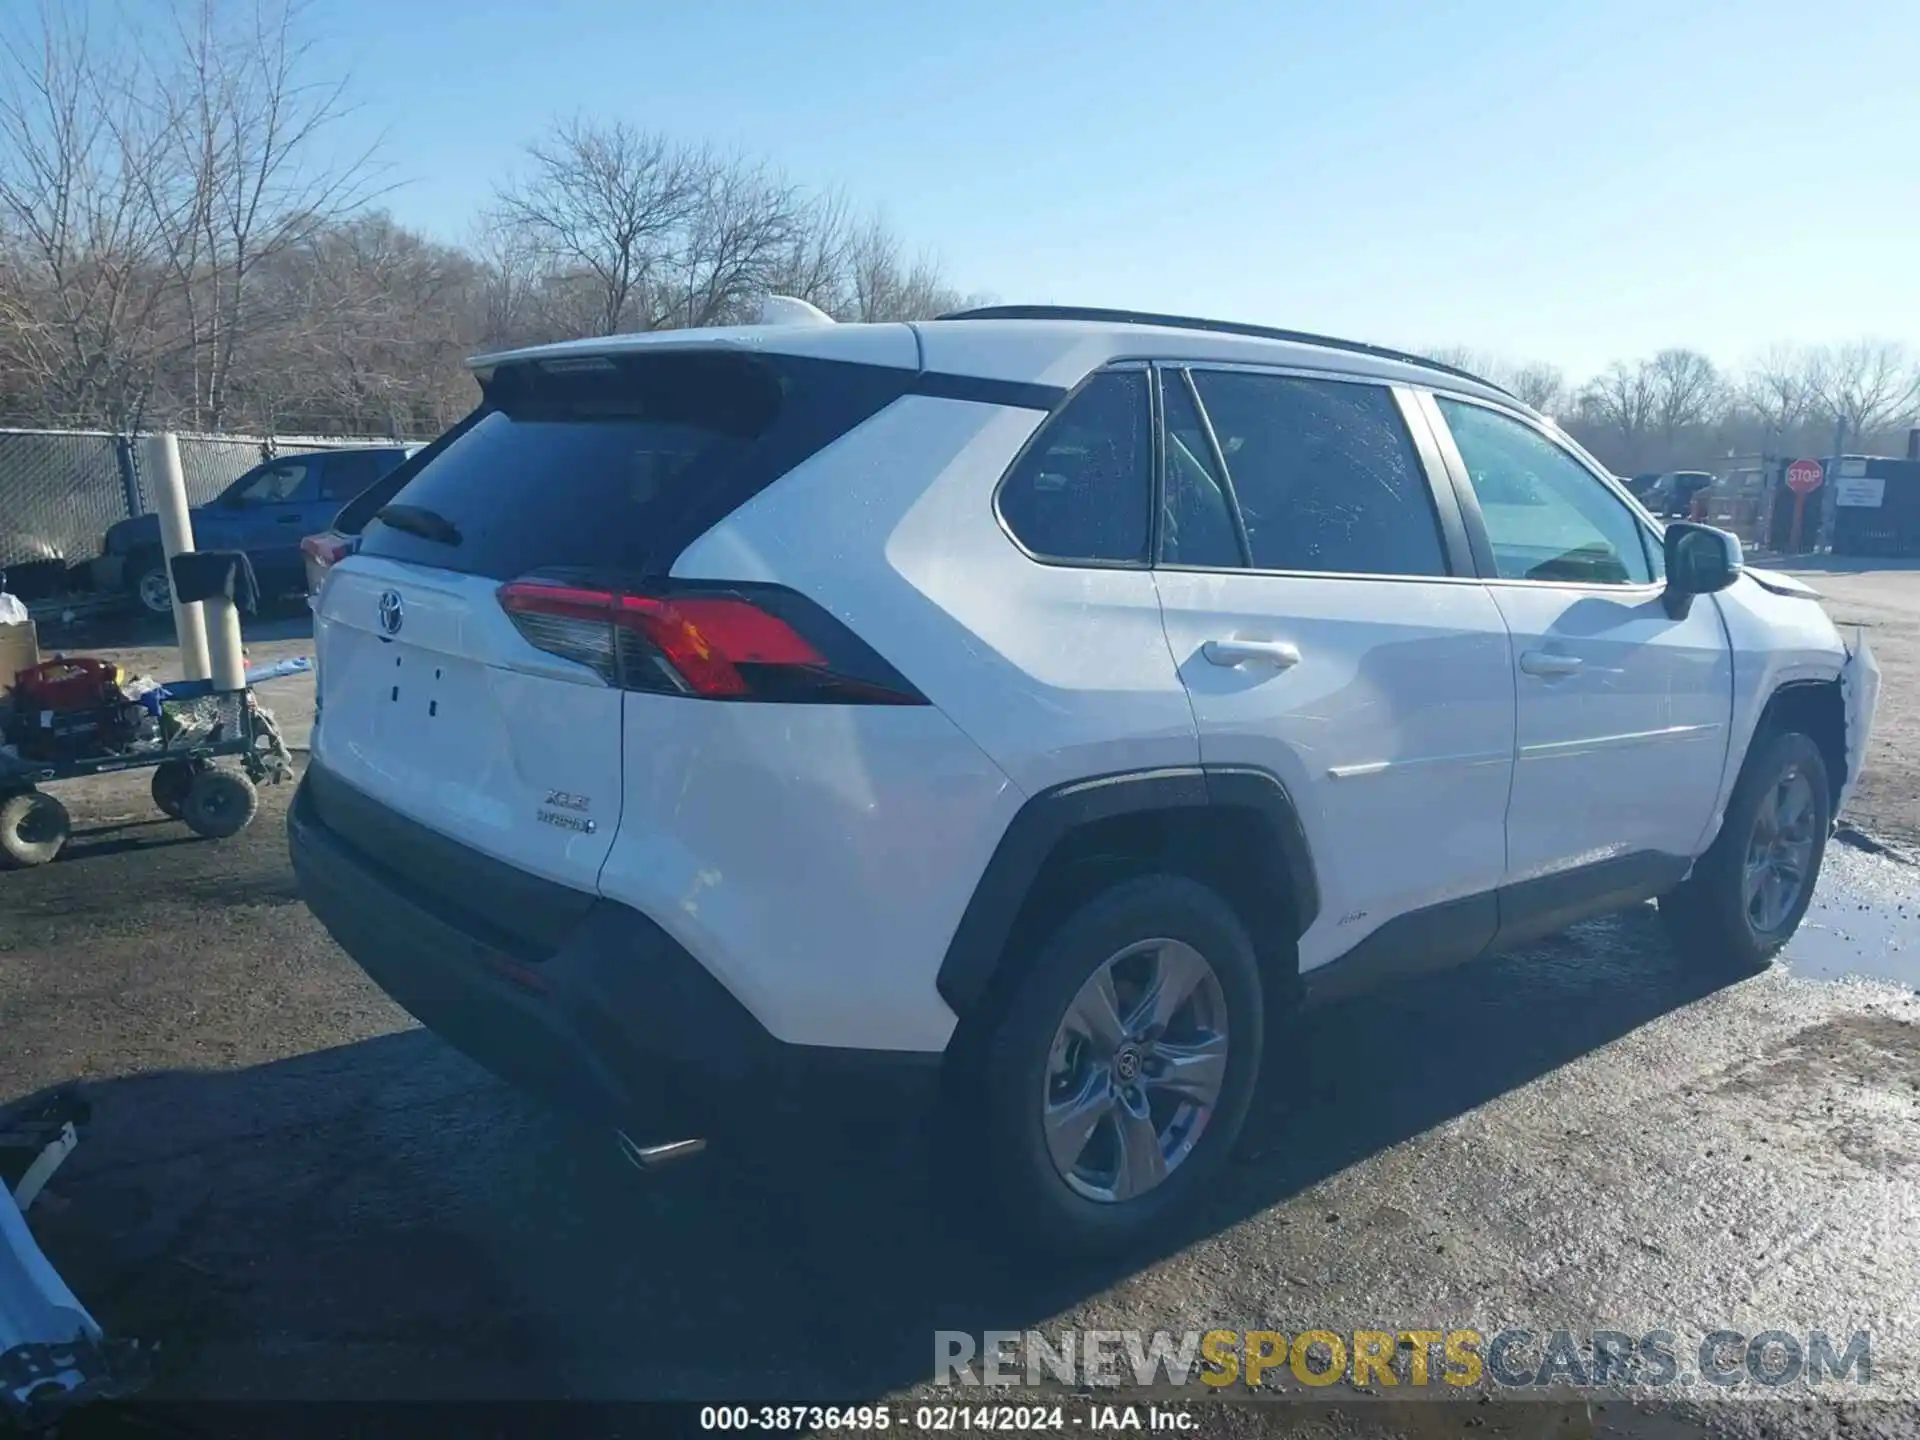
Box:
[1779,560,1920,851]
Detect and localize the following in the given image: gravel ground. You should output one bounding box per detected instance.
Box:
[1778,560,1920,852]
[3,579,1918,1437]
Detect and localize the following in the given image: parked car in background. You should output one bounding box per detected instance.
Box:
[1627,470,1715,519]
[97,445,415,615]
[299,443,437,607]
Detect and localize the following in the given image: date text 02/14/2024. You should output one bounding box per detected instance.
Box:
[697,1405,1192,1432]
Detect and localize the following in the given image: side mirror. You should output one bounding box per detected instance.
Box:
[1662,522,1742,619]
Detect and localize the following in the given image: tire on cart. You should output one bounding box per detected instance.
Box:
[181,768,259,840]
[0,789,72,869]
[152,757,211,819]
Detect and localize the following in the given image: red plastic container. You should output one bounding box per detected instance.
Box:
[11,657,122,712]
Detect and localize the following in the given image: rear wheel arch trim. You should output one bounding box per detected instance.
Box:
[935,765,1319,1020]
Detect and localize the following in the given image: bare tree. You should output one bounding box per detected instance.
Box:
[0,4,183,427]
[1646,347,1722,446]
[766,186,860,315]
[1742,342,1817,439]
[1504,362,1567,413]
[651,151,804,329]
[0,0,379,430]
[1807,339,1919,438]
[1417,347,1563,411]
[153,0,383,427]
[493,118,700,336]
[1576,360,1657,467]
[240,212,481,434]
[469,218,542,350]
[1421,344,1492,375]
[847,216,970,321]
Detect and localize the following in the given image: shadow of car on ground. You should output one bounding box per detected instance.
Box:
[28,903,1736,1402]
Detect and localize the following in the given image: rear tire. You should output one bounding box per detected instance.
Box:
[965,874,1264,1258]
[0,789,71,868]
[1659,730,1831,973]
[181,768,258,840]
[152,758,210,819]
[129,550,172,616]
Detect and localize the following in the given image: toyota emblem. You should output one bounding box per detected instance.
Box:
[377,589,404,636]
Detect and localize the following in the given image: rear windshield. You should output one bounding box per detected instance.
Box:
[357,350,912,580]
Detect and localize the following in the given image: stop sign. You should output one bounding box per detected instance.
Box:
[1787,458,1824,495]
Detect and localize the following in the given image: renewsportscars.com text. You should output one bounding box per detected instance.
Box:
[935,1327,1872,1391]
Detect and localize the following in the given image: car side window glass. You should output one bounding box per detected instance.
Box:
[1188,372,1447,577]
[1158,370,1243,568]
[232,460,311,504]
[1437,399,1653,585]
[998,370,1151,564]
[319,452,383,500]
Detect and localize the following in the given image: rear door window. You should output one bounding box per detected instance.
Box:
[1187,371,1449,577]
[1158,370,1243,568]
[317,450,389,501]
[357,351,912,580]
[996,370,1152,564]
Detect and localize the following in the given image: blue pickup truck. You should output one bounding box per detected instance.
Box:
[97,445,414,614]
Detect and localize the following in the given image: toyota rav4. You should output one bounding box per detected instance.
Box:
[288,304,1882,1255]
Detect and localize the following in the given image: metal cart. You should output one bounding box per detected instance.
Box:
[0,678,295,868]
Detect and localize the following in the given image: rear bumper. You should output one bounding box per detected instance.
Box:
[287,769,941,1140]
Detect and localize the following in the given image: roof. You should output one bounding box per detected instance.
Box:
[468,307,1526,413]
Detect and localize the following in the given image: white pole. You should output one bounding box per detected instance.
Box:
[205,596,247,692]
[140,432,211,681]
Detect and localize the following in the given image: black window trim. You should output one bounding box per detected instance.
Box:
[1157,364,1255,568]
[1146,360,1475,584]
[1417,387,1667,591]
[989,361,1157,572]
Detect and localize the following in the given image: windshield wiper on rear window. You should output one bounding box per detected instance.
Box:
[374,504,462,546]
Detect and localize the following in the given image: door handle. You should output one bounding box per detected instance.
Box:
[1202,638,1301,670]
[276,514,302,525]
[1519,650,1583,678]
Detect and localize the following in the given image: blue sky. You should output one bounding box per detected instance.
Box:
[304,0,1913,380]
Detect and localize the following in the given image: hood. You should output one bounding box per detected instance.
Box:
[1743,566,1823,601]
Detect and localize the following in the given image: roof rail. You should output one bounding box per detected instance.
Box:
[935,304,1514,400]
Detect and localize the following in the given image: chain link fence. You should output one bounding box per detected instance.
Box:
[1,427,402,598]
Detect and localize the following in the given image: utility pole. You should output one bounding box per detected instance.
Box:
[1817,416,1848,552]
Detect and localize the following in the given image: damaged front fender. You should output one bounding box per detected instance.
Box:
[1838,629,1882,822]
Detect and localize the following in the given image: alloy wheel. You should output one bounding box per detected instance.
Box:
[1041,938,1229,1203]
[138,568,172,614]
[1744,765,1817,934]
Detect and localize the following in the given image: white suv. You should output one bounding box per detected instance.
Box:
[289,305,1881,1254]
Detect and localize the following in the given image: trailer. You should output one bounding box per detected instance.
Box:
[0,664,297,868]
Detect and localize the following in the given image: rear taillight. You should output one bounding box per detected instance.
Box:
[497,577,927,705]
[302,534,353,568]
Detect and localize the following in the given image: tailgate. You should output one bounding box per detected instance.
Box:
[313,556,623,892]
